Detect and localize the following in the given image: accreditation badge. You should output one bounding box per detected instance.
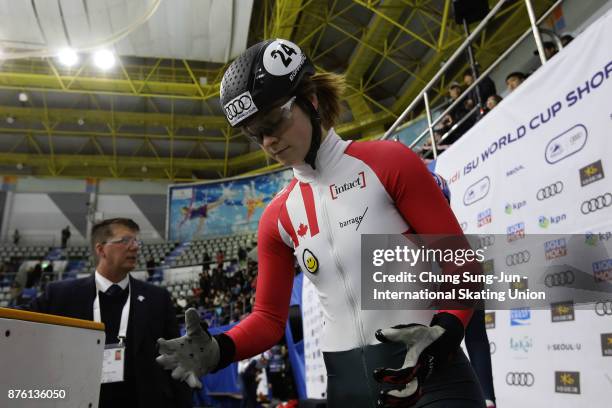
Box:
[101,343,126,383]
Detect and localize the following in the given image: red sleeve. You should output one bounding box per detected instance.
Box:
[346,141,472,327]
[225,182,297,360]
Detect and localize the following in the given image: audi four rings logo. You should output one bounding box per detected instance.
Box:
[537,181,563,200]
[545,271,575,287]
[506,372,535,386]
[581,193,612,214]
[223,91,259,126]
[506,251,531,266]
[595,300,612,316]
[225,95,253,119]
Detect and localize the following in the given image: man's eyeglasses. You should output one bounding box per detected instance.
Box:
[243,96,297,144]
[103,237,143,247]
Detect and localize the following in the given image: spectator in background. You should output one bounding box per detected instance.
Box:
[26,260,43,289]
[13,229,20,245]
[417,132,449,161]
[215,249,224,268]
[238,355,264,408]
[42,261,54,284]
[0,261,6,284]
[436,82,474,144]
[462,69,496,112]
[266,344,287,401]
[485,95,503,113]
[226,260,238,278]
[533,41,558,60]
[61,226,71,248]
[23,218,192,408]
[202,251,211,265]
[561,34,574,46]
[199,271,210,295]
[40,274,52,292]
[8,280,23,307]
[238,246,247,266]
[43,261,54,274]
[505,71,526,92]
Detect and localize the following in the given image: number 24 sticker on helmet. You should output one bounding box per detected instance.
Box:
[263,40,302,76]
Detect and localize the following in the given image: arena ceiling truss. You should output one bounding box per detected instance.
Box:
[0,0,556,181]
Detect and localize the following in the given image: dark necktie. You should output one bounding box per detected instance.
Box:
[106,284,122,297]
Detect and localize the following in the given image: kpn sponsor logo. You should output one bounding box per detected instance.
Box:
[585,231,612,246]
[505,200,526,215]
[538,214,566,228]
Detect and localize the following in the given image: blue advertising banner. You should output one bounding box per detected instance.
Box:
[167,169,293,240]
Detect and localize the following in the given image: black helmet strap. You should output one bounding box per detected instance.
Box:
[295,96,322,169]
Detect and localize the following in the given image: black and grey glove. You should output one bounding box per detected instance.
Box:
[373,312,465,407]
[156,308,220,389]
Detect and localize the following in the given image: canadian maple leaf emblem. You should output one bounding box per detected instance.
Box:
[298,223,308,237]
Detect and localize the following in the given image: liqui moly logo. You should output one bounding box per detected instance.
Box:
[329,171,366,199]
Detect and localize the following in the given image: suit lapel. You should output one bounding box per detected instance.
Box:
[129,276,148,351]
[73,274,97,321]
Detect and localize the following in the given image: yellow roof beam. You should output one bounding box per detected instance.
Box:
[293,0,327,52]
[346,1,412,82]
[0,71,220,100]
[0,105,227,129]
[0,127,233,143]
[269,0,308,39]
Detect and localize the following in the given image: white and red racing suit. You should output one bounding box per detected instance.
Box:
[216,129,472,363]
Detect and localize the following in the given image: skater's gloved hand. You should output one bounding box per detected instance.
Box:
[373,313,465,407]
[156,308,220,389]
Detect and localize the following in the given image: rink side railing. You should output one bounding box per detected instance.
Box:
[383,0,566,158]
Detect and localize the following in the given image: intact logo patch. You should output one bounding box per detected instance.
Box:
[329,171,366,199]
[302,249,319,274]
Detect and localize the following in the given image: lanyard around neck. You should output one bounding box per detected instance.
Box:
[93,287,130,345]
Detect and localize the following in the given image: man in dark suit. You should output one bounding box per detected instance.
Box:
[24,218,192,408]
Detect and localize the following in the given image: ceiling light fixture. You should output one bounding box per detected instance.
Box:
[57,48,79,67]
[93,49,116,70]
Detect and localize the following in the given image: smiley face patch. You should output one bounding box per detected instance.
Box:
[302,248,319,274]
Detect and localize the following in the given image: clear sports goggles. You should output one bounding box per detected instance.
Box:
[243,96,297,144]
